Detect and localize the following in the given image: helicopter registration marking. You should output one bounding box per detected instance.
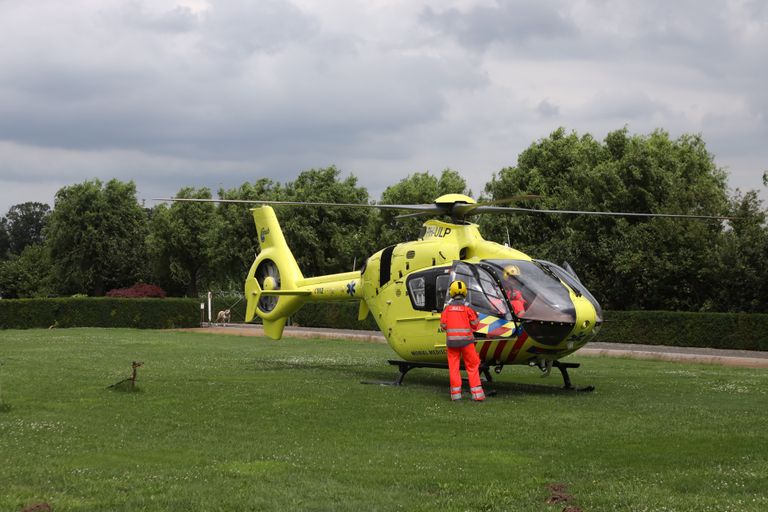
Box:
[422,226,452,238]
[411,349,447,356]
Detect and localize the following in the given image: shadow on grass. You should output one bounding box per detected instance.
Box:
[0,403,11,413]
[247,356,597,397]
[357,367,595,397]
[106,380,143,393]
[251,359,362,371]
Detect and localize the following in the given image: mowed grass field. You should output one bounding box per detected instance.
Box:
[0,328,766,512]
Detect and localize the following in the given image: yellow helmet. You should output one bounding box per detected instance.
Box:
[449,280,467,298]
[503,265,520,279]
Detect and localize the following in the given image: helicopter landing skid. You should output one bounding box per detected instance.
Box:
[552,361,595,392]
[360,360,497,396]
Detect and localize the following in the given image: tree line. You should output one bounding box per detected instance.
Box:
[1,127,766,313]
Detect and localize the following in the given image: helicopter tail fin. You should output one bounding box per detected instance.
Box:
[244,206,309,339]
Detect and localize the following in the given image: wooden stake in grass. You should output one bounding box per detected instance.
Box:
[107,361,144,392]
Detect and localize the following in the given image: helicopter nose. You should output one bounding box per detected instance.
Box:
[569,295,599,347]
[522,295,598,348]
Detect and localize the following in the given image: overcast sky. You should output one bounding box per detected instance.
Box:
[1,0,766,215]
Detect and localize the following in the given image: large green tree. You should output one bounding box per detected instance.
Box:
[46,179,149,296]
[277,167,373,277]
[714,190,768,312]
[0,217,9,259]
[481,128,731,311]
[5,202,50,256]
[212,179,282,289]
[0,244,52,298]
[148,187,219,297]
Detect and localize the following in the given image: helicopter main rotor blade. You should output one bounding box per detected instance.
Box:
[394,210,443,220]
[473,194,542,207]
[152,197,439,213]
[450,195,542,218]
[471,205,733,220]
[153,194,541,219]
[153,197,731,221]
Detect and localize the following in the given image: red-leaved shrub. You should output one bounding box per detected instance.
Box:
[106,283,167,298]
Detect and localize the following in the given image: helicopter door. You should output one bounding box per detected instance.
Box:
[449,261,511,320]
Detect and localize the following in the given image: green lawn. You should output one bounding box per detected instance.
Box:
[0,328,766,511]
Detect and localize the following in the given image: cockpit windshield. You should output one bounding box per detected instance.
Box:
[470,259,577,324]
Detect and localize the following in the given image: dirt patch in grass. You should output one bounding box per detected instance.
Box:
[21,503,52,512]
[546,483,583,511]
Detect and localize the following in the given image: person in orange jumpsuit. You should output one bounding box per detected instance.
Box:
[507,289,526,317]
[501,265,527,317]
[440,280,485,402]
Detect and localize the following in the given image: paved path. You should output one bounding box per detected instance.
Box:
[578,341,768,369]
[183,324,768,369]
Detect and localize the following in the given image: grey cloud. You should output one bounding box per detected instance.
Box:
[536,99,559,118]
[420,0,577,51]
[418,0,754,78]
[744,0,768,17]
[578,91,669,121]
[199,0,319,56]
[108,3,200,33]
[0,1,480,163]
[1,0,767,214]
[701,109,768,155]
[590,1,766,82]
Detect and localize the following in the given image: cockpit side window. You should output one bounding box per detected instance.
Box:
[408,277,426,308]
[450,261,511,319]
[405,267,452,312]
[478,268,509,316]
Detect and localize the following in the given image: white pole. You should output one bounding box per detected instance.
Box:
[207,291,212,324]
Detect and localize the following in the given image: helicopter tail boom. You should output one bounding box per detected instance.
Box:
[245,206,306,337]
[245,206,363,339]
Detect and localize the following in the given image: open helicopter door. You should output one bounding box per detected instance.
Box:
[448,261,521,339]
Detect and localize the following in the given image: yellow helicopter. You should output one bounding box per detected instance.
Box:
[162,193,728,391]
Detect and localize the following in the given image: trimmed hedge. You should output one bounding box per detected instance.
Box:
[293,304,768,351]
[292,302,379,331]
[2,298,767,351]
[597,310,768,352]
[0,297,200,329]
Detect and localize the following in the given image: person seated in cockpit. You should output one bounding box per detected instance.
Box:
[501,264,527,317]
[507,288,526,317]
